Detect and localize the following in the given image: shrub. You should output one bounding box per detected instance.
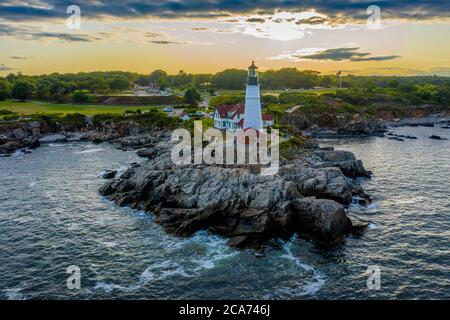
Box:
[72,90,92,103]
[60,113,86,130]
[0,109,15,115]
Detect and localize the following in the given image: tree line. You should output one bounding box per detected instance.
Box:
[1,68,450,103]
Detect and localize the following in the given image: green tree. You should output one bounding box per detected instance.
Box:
[184,88,201,105]
[90,78,109,94]
[172,70,194,87]
[157,76,169,90]
[193,74,213,88]
[211,69,247,89]
[72,90,91,103]
[36,81,50,100]
[149,70,168,83]
[12,80,35,101]
[0,79,12,100]
[107,76,130,91]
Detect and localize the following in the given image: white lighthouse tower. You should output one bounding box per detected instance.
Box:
[243,61,263,131]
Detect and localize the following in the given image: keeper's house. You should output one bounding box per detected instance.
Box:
[213,103,274,130]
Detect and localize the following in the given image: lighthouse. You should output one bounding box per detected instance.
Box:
[243,61,263,131]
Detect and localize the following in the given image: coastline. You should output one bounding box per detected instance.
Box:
[1,109,449,248]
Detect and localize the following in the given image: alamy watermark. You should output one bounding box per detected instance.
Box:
[366,5,382,30]
[66,265,81,290]
[366,265,381,290]
[171,121,280,175]
[66,5,81,30]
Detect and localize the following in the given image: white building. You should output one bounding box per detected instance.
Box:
[213,103,273,130]
[213,62,273,130]
[243,61,263,130]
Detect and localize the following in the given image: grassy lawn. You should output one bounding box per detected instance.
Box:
[0,100,168,116]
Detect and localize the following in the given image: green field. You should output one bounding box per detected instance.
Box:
[0,100,167,116]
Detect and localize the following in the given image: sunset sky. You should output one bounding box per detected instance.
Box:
[1,1,449,76]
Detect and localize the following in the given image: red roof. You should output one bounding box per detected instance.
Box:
[215,103,244,118]
[230,104,245,118]
[215,103,273,122]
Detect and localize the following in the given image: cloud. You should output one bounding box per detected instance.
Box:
[0,64,14,71]
[0,0,448,22]
[191,27,210,31]
[150,40,184,45]
[351,55,401,62]
[9,56,35,59]
[246,18,266,23]
[269,46,401,62]
[295,16,328,25]
[0,23,109,42]
[232,11,332,41]
[32,31,102,42]
[144,32,163,38]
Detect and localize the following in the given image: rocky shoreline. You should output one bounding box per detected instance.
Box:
[293,111,450,139]
[98,136,372,248]
[2,110,448,248]
[0,120,162,156]
[1,106,448,156]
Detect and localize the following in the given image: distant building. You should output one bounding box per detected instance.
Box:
[131,82,172,97]
[213,61,273,130]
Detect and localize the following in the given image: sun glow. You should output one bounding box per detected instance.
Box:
[231,11,332,41]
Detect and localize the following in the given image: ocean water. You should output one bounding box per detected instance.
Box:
[0,126,449,300]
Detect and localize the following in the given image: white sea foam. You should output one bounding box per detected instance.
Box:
[94,230,237,294]
[368,222,378,230]
[116,164,132,177]
[74,148,103,154]
[348,201,380,214]
[277,235,325,297]
[12,149,28,157]
[4,286,26,300]
[102,241,118,248]
[96,170,107,178]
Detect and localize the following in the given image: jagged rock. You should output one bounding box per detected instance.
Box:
[12,128,28,140]
[99,139,372,248]
[307,150,371,179]
[27,136,40,149]
[101,170,117,179]
[429,135,447,140]
[0,140,24,155]
[39,134,68,143]
[350,222,369,236]
[136,148,158,158]
[389,137,405,142]
[285,112,387,137]
[285,197,352,245]
[228,236,252,248]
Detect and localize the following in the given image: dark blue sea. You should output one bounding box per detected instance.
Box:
[0,126,449,299]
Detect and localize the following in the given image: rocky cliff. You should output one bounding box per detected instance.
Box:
[99,139,371,248]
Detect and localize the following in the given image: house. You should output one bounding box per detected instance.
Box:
[213,103,273,130]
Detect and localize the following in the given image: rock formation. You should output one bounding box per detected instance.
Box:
[99,139,371,248]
